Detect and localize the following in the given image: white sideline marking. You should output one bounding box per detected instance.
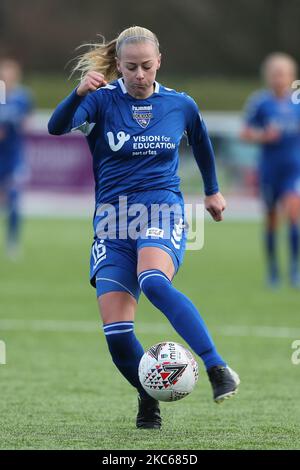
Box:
[0,319,299,339]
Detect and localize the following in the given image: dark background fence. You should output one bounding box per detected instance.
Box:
[1,0,299,76]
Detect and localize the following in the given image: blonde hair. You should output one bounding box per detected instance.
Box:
[70,26,160,82]
[261,52,298,80]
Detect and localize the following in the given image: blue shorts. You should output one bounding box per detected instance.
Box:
[259,162,300,209]
[89,189,188,301]
[0,161,28,191]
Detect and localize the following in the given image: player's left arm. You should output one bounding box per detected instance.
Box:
[0,90,33,127]
[185,97,226,222]
[0,89,34,141]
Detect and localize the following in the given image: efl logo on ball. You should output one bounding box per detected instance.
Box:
[138,342,199,402]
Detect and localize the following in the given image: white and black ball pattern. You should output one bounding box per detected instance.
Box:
[138,342,199,402]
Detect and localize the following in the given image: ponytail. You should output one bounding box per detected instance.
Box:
[70,36,119,82]
[70,26,160,82]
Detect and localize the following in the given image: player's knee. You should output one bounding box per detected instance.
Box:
[98,292,136,325]
[138,269,171,301]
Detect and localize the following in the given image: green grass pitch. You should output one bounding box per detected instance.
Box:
[0,217,300,450]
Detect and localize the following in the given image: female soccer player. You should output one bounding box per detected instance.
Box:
[0,59,33,259]
[241,53,300,288]
[48,26,240,429]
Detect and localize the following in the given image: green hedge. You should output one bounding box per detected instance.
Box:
[24,74,261,110]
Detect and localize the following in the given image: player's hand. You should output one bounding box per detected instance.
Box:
[262,126,281,143]
[0,128,6,141]
[205,192,226,222]
[241,126,281,144]
[76,72,107,97]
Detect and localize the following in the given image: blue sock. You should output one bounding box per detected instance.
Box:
[265,229,278,277]
[7,188,21,247]
[138,269,226,370]
[289,223,299,275]
[103,321,149,399]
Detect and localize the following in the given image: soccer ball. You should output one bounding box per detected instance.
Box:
[138,341,199,402]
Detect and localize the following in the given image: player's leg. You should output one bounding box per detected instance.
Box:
[97,289,145,394]
[6,183,21,259]
[264,207,280,287]
[137,246,226,370]
[281,192,300,286]
[94,263,145,395]
[259,169,281,286]
[97,280,161,429]
[137,246,240,403]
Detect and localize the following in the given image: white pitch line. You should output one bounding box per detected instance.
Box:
[0,319,96,333]
[0,319,300,339]
[220,325,300,339]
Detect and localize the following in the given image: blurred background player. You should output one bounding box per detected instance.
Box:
[0,59,33,259]
[241,53,300,288]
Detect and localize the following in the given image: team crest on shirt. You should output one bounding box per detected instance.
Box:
[132,105,153,128]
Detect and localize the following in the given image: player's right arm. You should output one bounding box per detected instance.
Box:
[48,72,107,135]
[241,126,281,144]
[184,95,226,222]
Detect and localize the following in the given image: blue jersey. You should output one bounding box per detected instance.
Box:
[48,78,219,205]
[0,86,33,177]
[244,89,300,170]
